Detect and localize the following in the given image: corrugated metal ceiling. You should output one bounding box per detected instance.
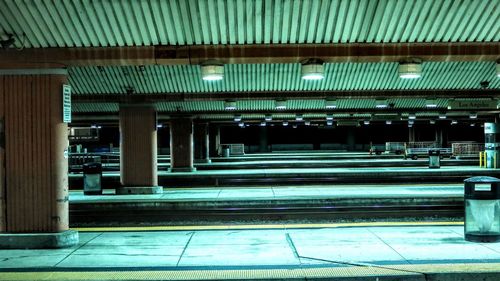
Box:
[71,98,476,113]
[69,61,500,95]
[0,0,498,48]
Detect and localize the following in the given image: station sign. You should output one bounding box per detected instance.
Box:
[62,84,71,123]
[447,99,497,110]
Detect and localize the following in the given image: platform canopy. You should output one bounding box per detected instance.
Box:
[0,0,499,123]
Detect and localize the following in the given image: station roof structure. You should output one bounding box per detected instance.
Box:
[0,0,499,123]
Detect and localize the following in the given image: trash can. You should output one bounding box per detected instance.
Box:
[464,176,500,242]
[83,162,102,195]
[221,145,230,157]
[428,149,440,168]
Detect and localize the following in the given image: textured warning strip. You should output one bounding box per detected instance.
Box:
[72,221,463,232]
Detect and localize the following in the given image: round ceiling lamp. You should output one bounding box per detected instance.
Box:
[201,64,224,81]
[301,59,324,80]
[399,62,422,79]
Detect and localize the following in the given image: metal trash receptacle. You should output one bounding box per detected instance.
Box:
[83,162,102,195]
[428,149,440,168]
[221,145,230,157]
[464,176,500,242]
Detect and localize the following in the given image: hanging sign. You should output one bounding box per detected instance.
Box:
[62,84,71,123]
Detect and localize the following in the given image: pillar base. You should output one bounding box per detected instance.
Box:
[169,167,197,172]
[116,186,163,195]
[0,230,79,249]
[194,159,211,164]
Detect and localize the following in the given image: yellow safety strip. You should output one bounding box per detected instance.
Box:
[72,221,463,232]
[1,263,499,281]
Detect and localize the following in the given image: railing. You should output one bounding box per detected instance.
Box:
[452,143,484,158]
[405,141,438,149]
[220,144,245,156]
[385,142,405,154]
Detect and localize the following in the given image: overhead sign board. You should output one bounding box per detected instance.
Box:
[62,84,71,123]
[447,99,497,110]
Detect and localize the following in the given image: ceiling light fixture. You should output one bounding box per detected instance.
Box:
[326,114,333,121]
[275,100,287,110]
[201,63,224,81]
[325,99,338,109]
[234,114,242,122]
[238,122,245,127]
[408,113,416,120]
[224,100,236,110]
[469,112,478,119]
[283,121,289,126]
[399,61,422,79]
[326,120,333,126]
[386,120,392,125]
[364,120,370,125]
[425,99,438,108]
[430,120,436,124]
[304,120,311,126]
[301,59,324,80]
[451,120,458,125]
[265,114,272,121]
[260,121,266,127]
[296,114,303,121]
[439,113,447,119]
[471,123,476,127]
[408,120,415,125]
[375,99,388,108]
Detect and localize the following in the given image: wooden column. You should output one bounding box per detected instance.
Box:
[118,104,161,194]
[0,72,69,233]
[170,117,195,172]
[0,94,4,232]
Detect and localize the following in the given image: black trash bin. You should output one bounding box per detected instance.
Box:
[464,176,500,242]
[83,162,102,195]
[428,149,440,169]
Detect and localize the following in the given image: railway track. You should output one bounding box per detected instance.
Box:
[70,203,463,227]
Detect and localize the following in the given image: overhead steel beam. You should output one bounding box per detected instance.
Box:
[72,89,500,103]
[1,43,498,68]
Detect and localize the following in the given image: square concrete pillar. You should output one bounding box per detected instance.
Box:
[118,104,162,194]
[194,122,211,163]
[170,117,196,172]
[209,124,221,157]
[0,69,78,249]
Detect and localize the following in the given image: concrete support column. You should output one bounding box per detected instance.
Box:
[346,128,355,151]
[170,117,196,172]
[435,127,443,147]
[259,126,269,152]
[194,123,211,163]
[0,70,78,248]
[408,127,416,143]
[209,124,221,157]
[118,104,162,194]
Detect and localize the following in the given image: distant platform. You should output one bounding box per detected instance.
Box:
[1,224,499,281]
[69,166,499,189]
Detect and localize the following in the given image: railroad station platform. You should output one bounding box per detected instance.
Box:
[69,166,497,189]
[0,224,499,280]
[69,184,464,226]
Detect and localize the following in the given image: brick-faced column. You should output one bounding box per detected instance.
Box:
[118,104,162,194]
[0,69,78,248]
[194,123,211,163]
[170,117,196,172]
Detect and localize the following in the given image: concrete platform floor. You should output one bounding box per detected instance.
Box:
[70,184,464,203]
[1,225,499,280]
